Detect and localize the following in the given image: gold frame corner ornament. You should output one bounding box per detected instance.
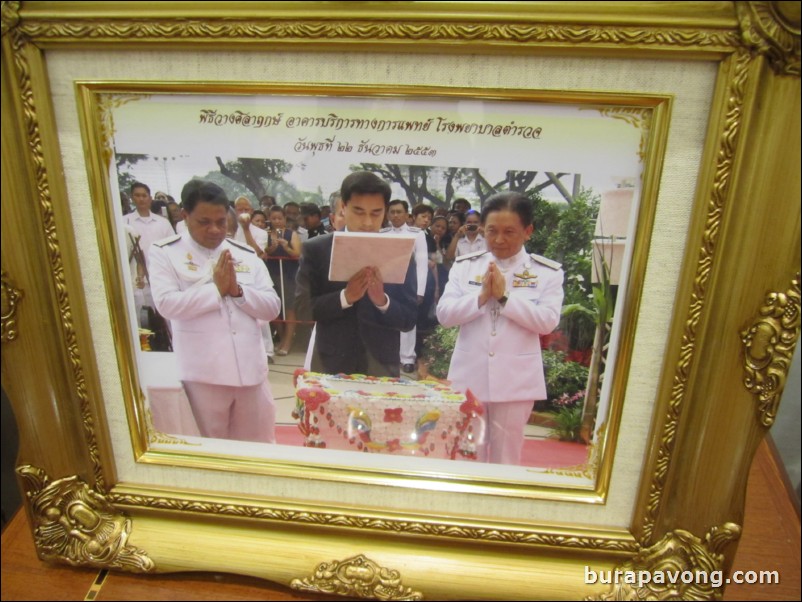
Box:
[737,1,801,76]
[741,272,802,427]
[0,1,21,38]
[1,269,24,343]
[590,523,742,601]
[15,465,155,573]
[290,554,424,601]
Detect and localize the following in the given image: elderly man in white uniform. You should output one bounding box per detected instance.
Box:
[149,181,281,443]
[233,195,269,256]
[437,192,564,465]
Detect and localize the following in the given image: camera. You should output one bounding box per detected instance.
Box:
[466,224,478,232]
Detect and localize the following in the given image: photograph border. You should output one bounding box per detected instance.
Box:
[2,2,799,599]
[77,81,669,503]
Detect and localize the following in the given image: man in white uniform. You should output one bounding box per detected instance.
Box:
[232,195,275,361]
[437,192,563,465]
[122,182,175,330]
[149,181,281,443]
[233,195,269,256]
[386,199,429,373]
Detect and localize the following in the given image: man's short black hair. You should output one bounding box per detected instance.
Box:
[480,192,533,228]
[388,199,409,213]
[301,203,321,217]
[447,210,466,225]
[180,179,203,205]
[341,171,392,204]
[411,203,434,218]
[451,197,471,211]
[182,180,229,213]
[130,181,151,196]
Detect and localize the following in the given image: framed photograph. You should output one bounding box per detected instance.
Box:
[80,83,664,496]
[2,2,799,599]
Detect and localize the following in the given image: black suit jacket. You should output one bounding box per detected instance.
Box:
[296,233,417,377]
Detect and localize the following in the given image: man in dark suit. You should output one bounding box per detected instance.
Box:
[296,171,417,376]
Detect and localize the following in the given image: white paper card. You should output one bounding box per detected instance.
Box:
[328,231,416,284]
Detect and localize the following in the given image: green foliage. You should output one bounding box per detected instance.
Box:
[420,325,459,379]
[550,405,584,442]
[357,163,473,208]
[116,153,148,202]
[591,237,616,325]
[525,191,560,256]
[534,188,601,351]
[542,350,589,409]
[200,171,253,201]
[560,303,596,350]
[215,156,293,200]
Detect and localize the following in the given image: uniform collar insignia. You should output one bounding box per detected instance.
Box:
[513,268,537,281]
[185,253,199,271]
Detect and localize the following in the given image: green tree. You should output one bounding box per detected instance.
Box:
[357,163,476,208]
[525,191,561,256]
[542,188,601,350]
[545,188,599,298]
[200,171,252,202]
[116,153,148,197]
[215,157,293,200]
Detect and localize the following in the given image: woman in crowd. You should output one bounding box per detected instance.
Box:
[265,205,301,355]
[429,214,451,289]
[251,209,268,231]
[166,200,184,233]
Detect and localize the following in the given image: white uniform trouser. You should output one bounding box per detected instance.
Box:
[400,327,416,364]
[182,380,276,443]
[304,325,316,370]
[478,399,533,465]
[260,321,274,357]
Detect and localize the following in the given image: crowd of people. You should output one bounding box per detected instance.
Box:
[123,172,564,465]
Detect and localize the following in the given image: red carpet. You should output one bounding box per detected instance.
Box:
[276,425,589,469]
[519,438,589,468]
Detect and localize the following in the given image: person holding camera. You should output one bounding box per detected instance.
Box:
[446,209,486,262]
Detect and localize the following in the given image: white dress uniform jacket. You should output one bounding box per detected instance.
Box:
[235,222,269,251]
[149,232,281,387]
[436,248,564,403]
[123,210,175,313]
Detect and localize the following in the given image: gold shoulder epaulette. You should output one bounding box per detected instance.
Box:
[529,253,561,270]
[456,250,488,262]
[154,234,181,247]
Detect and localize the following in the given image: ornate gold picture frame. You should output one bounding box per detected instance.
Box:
[2,2,799,599]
